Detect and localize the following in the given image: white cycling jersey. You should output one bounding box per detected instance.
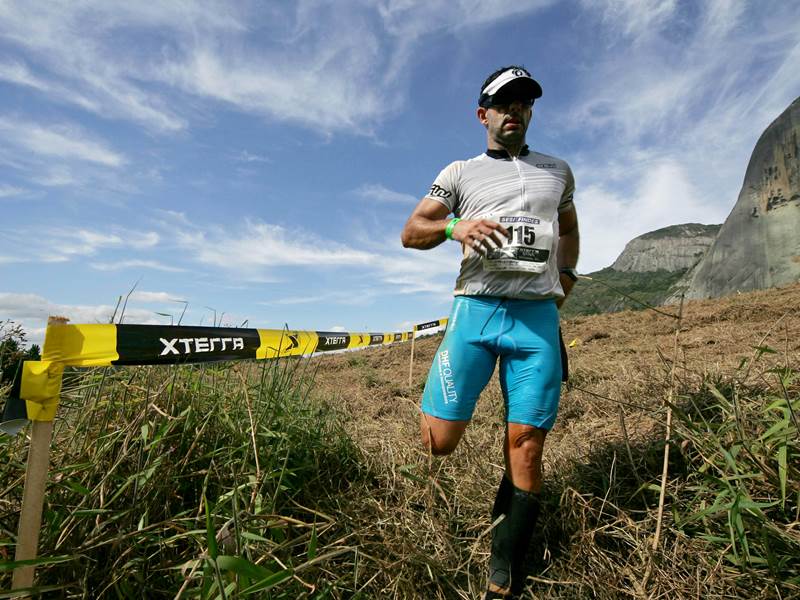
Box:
[425,146,575,299]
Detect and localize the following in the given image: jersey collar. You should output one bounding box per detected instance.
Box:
[485,145,530,159]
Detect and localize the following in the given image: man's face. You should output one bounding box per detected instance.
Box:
[478,99,533,147]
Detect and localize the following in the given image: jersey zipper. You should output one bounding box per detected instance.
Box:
[510,155,527,297]
[511,155,526,212]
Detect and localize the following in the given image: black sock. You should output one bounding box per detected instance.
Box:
[491,474,513,525]
[488,480,541,594]
[488,475,513,589]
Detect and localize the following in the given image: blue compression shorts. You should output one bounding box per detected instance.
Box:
[421,295,562,430]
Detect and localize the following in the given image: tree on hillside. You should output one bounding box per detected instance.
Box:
[0,320,41,386]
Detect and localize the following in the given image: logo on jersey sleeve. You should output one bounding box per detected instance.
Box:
[428,184,452,199]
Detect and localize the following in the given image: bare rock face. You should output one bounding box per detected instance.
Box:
[684,96,800,299]
[611,223,720,273]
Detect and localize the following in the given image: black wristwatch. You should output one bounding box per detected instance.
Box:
[559,267,578,282]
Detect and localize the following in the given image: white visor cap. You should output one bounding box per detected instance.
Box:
[480,68,543,100]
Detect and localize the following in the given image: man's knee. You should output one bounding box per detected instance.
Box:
[516,434,544,456]
[510,426,546,449]
[420,414,467,456]
[508,427,546,470]
[423,435,459,456]
[421,426,459,455]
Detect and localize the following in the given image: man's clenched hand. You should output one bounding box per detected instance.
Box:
[451,219,510,256]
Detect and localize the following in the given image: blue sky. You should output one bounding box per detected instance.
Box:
[1,0,799,345]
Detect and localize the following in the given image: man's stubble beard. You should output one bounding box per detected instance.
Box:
[492,123,528,149]
[489,110,531,150]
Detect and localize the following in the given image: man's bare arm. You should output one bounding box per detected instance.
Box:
[400,198,452,249]
[556,206,580,306]
[401,198,509,254]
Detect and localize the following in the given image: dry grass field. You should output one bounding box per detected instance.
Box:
[310,282,800,599]
[1,283,797,599]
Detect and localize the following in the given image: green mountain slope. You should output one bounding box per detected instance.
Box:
[561,222,723,318]
[561,267,688,318]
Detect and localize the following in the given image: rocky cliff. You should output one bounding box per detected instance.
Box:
[683,96,800,299]
[611,223,720,273]
[562,223,720,317]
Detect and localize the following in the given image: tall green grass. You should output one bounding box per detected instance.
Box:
[671,345,800,584]
[1,357,368,598]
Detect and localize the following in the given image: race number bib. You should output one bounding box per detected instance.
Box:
[482,213,553,273]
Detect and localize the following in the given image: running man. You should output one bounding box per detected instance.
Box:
[400,66,579,599]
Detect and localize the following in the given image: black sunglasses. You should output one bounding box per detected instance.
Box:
[480,94,535,109]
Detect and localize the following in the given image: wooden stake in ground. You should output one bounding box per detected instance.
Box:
[11,420,55,592]
[12,316,68,592]
[652,296,684,551]
[408,328,416,387]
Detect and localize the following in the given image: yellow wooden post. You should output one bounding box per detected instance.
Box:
[12,316,68,593]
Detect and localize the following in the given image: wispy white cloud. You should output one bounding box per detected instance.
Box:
[129,290,185,304]
[0,60,50,91]
[0,59,101,113]
[127,232,160,249]
[172,218,374,274]
[153,209,192,227]
[0,226,163,265]
[377,0,557,37]
[234,150,270,163]
[0,1,379,133]
[580,0,678,40]
[0,292,163,345]
[31,166,78,188]
[577,159,722,271]
[0,118,150,194]
[567,0,800,271]
[0,1,560,135]
[263,288,383,308]
[0,184,27,198]
[0,3,190,132]
[44,228,125,257]
[355,183,418,205]
[0,117,126,166]
[159,211,457,300]
[368,237,460,298]
[573,2,800,148]
[159,43,390,134]
[702,0,747,41]
[89,259,186,273]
